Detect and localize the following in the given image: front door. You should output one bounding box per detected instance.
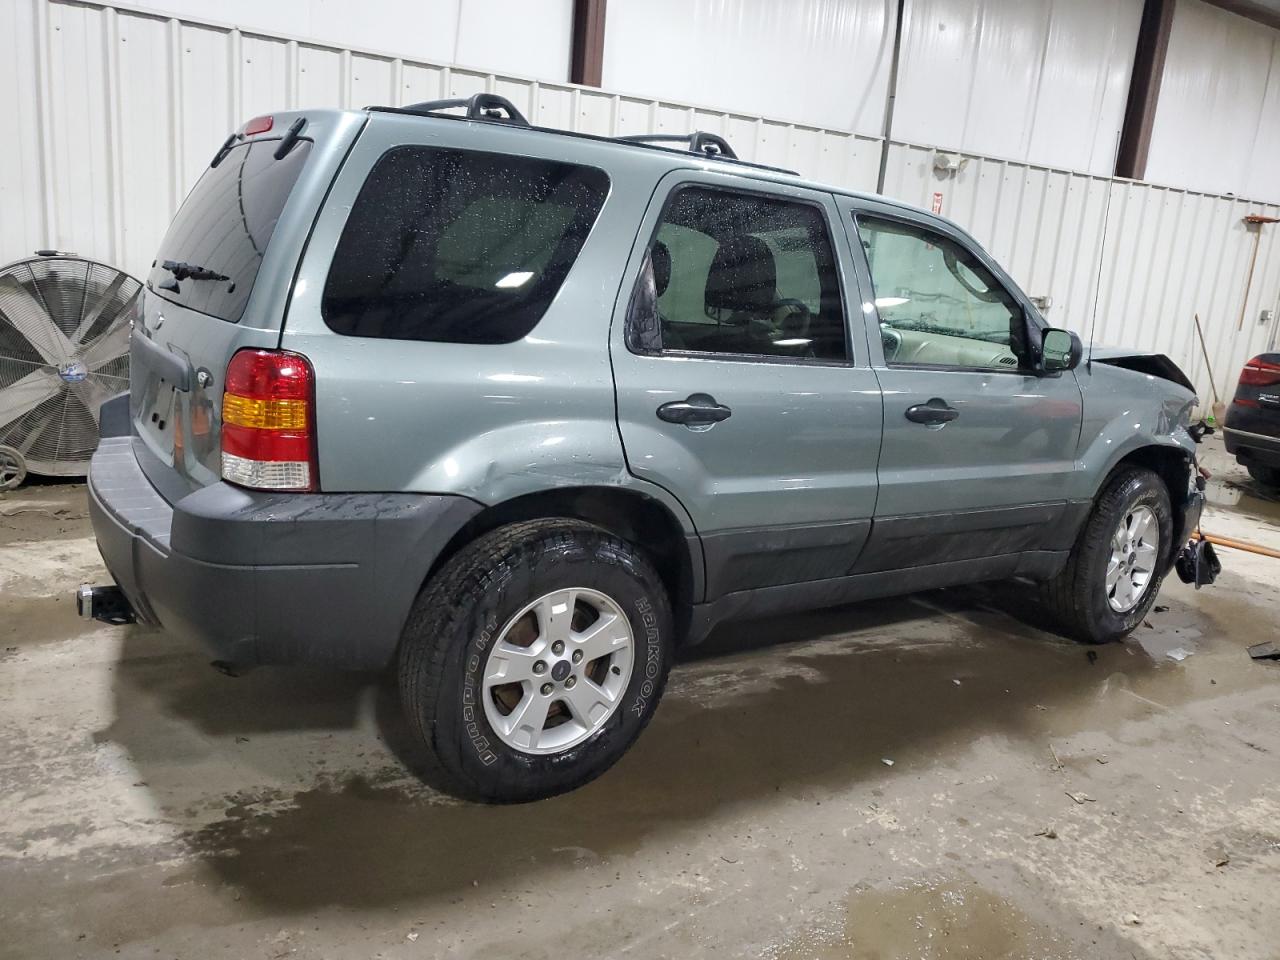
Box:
[840,199,1084,572]
[610,171,883,601]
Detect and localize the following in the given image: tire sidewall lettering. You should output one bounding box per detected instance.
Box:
[631,596,661,717]
[462,614,500,762]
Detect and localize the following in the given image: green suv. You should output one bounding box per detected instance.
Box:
[83,95,1206,801]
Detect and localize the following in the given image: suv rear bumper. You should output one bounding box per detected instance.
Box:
[1223,424,1280,469]
[87,436,480,670]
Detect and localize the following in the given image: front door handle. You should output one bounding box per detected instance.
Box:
[657,393,733,427]
[905,398,959,425]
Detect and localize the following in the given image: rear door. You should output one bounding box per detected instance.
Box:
[838,197,1084,571]
[610,170,883,601]
[129,111,363,503]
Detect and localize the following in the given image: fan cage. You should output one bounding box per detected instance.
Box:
[0,254,139,477]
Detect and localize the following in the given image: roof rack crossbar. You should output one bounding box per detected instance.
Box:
[372,93,531,127]
[618,131,738,160]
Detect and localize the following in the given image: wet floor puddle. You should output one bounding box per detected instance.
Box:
[772,876,1082,960]
[1204,475,1280,529]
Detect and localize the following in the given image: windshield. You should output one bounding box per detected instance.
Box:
[147,138,312,322]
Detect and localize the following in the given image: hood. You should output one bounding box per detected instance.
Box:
[1087,346,1196,393]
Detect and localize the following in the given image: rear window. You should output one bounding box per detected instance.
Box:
[321,145,610,344]
[148,138,313,322]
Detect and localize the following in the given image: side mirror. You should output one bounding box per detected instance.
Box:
[1041,327,1083,373]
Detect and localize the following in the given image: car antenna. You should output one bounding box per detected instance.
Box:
[1087,134,1123,372]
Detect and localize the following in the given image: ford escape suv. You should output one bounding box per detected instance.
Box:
[83,95,1206,802]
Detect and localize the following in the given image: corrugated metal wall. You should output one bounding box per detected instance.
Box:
[892,0,1142,176]
[601,0,1143,177]
[1146,0,1280,202]
[121,0,576,82]
[602,0,895,137]
[885,143,1280,404]
[3,0,1278,404]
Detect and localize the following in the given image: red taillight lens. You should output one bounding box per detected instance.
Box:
[241,115,274,136]
[221,349,317,492]
[1238,356,1280,387]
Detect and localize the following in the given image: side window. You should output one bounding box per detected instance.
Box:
[323,146,609,344]
[627,186,848,362]
[857,215,1026,370]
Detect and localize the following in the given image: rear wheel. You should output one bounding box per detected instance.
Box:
[1039,467,1172,643]
[398,519,672,803]
[1246,462,1280,489]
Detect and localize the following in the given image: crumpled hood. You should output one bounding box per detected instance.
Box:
[1087,345,1196,394]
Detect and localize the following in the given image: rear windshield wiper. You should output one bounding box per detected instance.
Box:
[161,260,229,282]
[157,260,230,294]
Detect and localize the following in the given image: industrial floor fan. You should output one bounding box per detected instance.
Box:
[0,253,138,487]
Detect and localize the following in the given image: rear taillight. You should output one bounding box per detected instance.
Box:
[1238,356,1280,387]
[221,349,318,492]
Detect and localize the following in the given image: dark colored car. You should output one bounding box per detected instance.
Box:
[1224,353,1280,489]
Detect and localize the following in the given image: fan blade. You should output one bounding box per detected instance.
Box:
[0,367,63,430]
[0,275,76,365]
[72,271,132,346]
[82,317,134,371]
[70,375,120,423]
[11,406,53,454]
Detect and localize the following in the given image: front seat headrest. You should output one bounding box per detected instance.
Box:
[651,240,671,297]
[704,234,776,314]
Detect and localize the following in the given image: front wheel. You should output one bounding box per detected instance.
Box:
[1039,467,1173,643]
[398,519,673,803]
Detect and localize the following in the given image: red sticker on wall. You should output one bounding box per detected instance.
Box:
[931,192,944,214]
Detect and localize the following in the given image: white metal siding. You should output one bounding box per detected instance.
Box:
[601,0,894,137]
[886,143,1280,403]
[1146,0,1280,201]
[119,0,575,82]
[3,0,1278,405]
[892,0,1142,176]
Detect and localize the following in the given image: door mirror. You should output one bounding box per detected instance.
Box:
[1041,328,1082,372]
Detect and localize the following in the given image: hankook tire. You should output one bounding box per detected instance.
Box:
[397,519,673,803]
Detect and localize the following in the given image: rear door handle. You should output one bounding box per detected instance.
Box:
[905,398,959,425]
[657,393,733,427]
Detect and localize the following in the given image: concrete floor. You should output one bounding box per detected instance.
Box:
[2,435,1278,960]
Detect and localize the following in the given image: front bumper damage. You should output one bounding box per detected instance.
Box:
[1173,474,1218,588]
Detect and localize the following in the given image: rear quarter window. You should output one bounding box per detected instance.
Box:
[321,146,609,344]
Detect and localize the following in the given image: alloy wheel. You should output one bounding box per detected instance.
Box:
[1106,505,1159,613]
[482,588,634,755]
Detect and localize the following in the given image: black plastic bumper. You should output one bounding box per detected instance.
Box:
[1223,425,1280,469]
[87,436,481,670]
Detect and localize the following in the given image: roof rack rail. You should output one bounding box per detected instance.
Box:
[360,106,798,175]
[368,93,530,127]
[618,131,738,159]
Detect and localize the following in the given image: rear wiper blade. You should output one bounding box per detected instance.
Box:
[157,260,230,294]
[161,260,229,282]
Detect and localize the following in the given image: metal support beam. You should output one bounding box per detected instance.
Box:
[1116,0,1176,180]
[875,0,907,195]
[570,0,607,87]
[1201,0,1280,31]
